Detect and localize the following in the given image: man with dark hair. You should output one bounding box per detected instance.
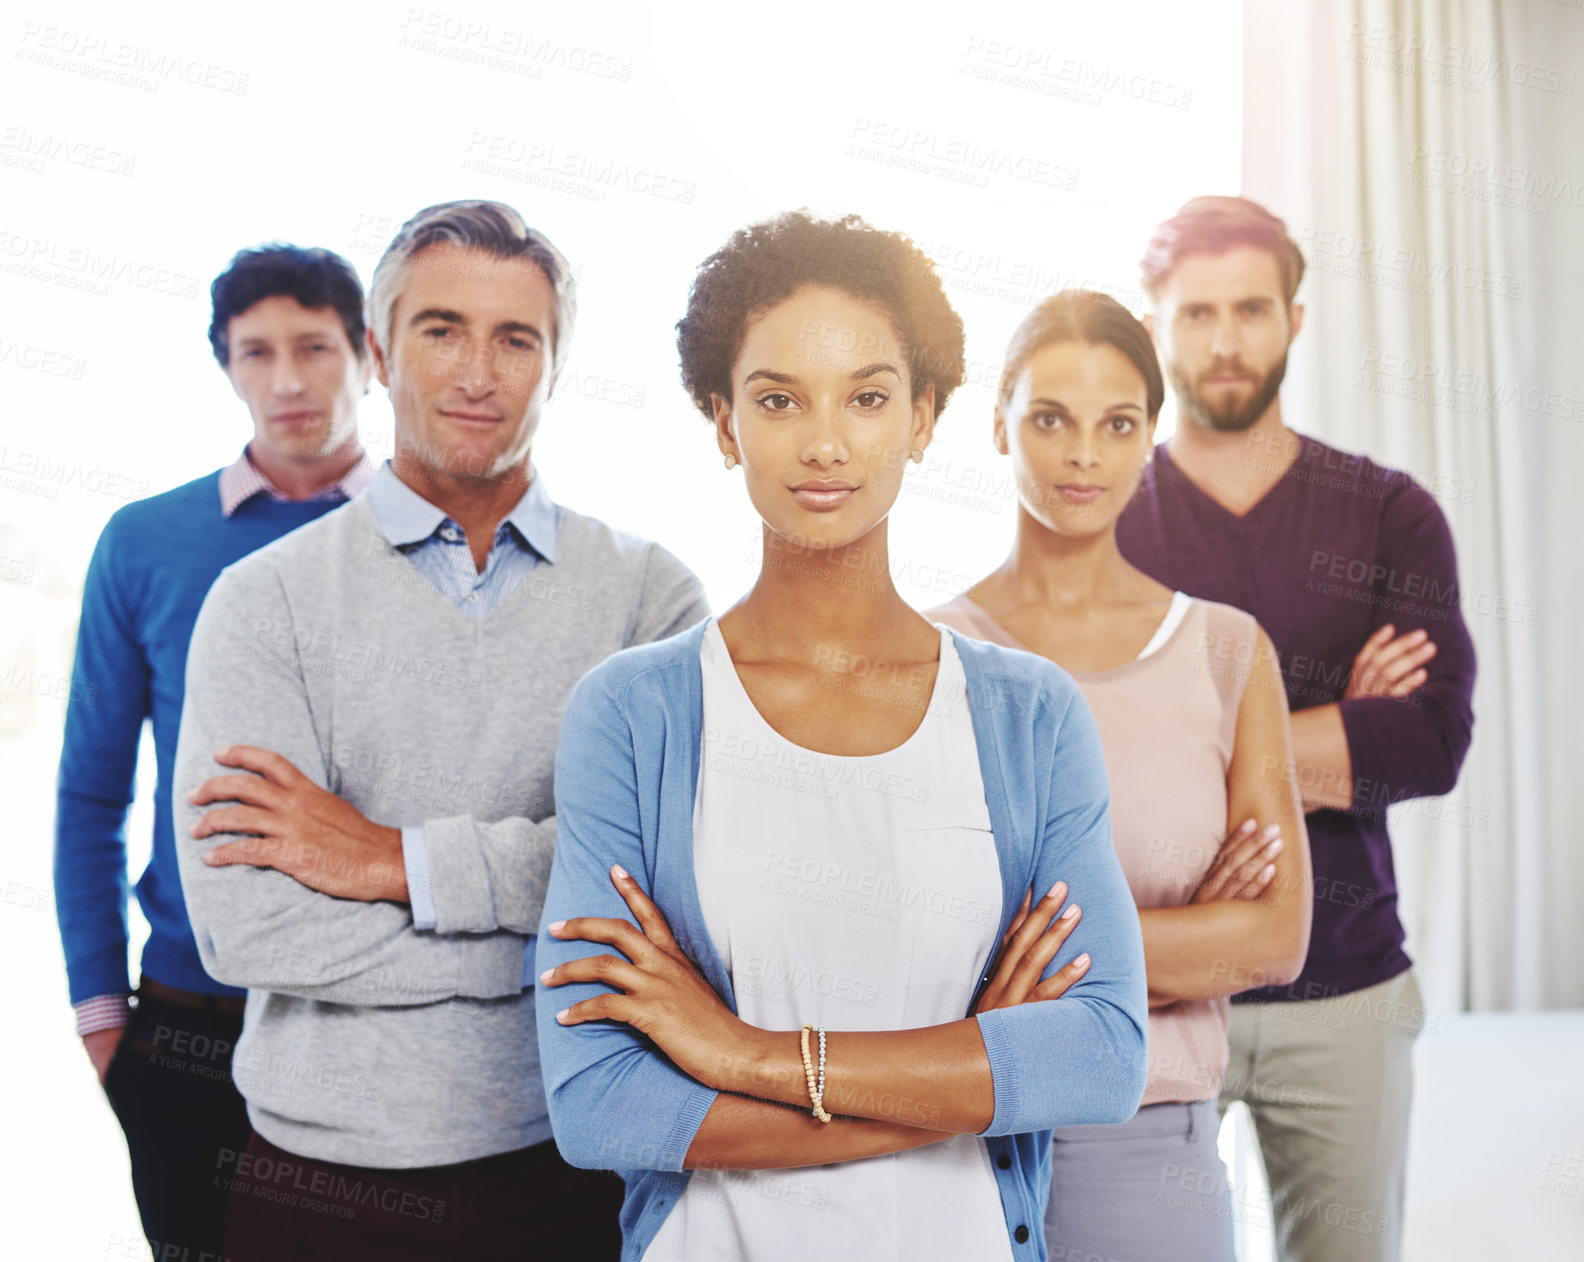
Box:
[55,244,375,1261]
[173,200,708,1259]
[1117,195,1477,1262]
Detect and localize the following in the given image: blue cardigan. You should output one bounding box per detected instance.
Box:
[535,620,1148,1262]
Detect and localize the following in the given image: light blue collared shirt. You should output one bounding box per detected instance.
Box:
[369,461,559,984]
[366,460,559,615]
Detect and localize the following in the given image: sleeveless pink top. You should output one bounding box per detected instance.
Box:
[929,593,1257,1104]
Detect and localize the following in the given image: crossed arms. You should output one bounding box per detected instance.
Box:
[534,667,1150,1173]
[173,564,543,1007]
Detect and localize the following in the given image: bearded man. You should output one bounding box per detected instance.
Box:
[1115,196,1477,1262]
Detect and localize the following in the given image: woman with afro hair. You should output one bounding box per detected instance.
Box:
[535,211,1149,1262]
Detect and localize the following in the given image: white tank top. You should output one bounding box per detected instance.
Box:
[642,618,1014,1262]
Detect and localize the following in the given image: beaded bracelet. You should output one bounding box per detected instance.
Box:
[817,1026,827,1112]
[799,1024,833,1123]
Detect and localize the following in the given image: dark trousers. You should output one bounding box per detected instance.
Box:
[102,988,252,1262]
[222,1127,626,1260]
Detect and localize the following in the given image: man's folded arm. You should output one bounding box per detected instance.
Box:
[401,816,555,935]
[174,565,526,1006]
[398,544,710,937]
[1335,481,1478,806]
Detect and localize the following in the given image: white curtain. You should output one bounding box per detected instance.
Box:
[1242,0,1584,1012]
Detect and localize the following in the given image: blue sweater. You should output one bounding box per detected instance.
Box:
[535,620,1149,1262]
[55,471,356,1003]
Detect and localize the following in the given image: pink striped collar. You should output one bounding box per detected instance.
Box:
[218,445,375,516]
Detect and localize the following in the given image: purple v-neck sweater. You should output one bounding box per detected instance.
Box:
[1117,434,1477,1002]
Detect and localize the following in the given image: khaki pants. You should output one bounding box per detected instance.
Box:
[1220,969,1425,1262]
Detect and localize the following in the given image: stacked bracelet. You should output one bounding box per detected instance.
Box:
[799,1024,833,1123]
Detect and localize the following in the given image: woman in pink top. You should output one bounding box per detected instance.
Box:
[930,291,1312,1261]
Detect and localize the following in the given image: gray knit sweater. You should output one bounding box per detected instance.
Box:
[173,493,709,1168]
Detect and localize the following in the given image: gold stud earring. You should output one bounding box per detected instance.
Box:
[724,454,737,470]
[910,449,923,463]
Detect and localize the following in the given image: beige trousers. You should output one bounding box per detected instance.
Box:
[1220,969,1427,1262]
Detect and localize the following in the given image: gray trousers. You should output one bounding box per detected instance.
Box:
[1044,1097,1234,1262]
[1220,968,1425,1262]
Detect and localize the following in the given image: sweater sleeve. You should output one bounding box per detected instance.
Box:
[535,669,719,1173]
[409,546,711,936]
[973,683,1149,1135]
[403,813,558,936]
[173,564,528,1006]
[1335,479,1478,805]
[53,513,144,1006]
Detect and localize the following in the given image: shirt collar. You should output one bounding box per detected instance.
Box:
[367,461,559,563]
[218,445,376,517]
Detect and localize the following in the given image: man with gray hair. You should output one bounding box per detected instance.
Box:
[174,200,709,1258]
